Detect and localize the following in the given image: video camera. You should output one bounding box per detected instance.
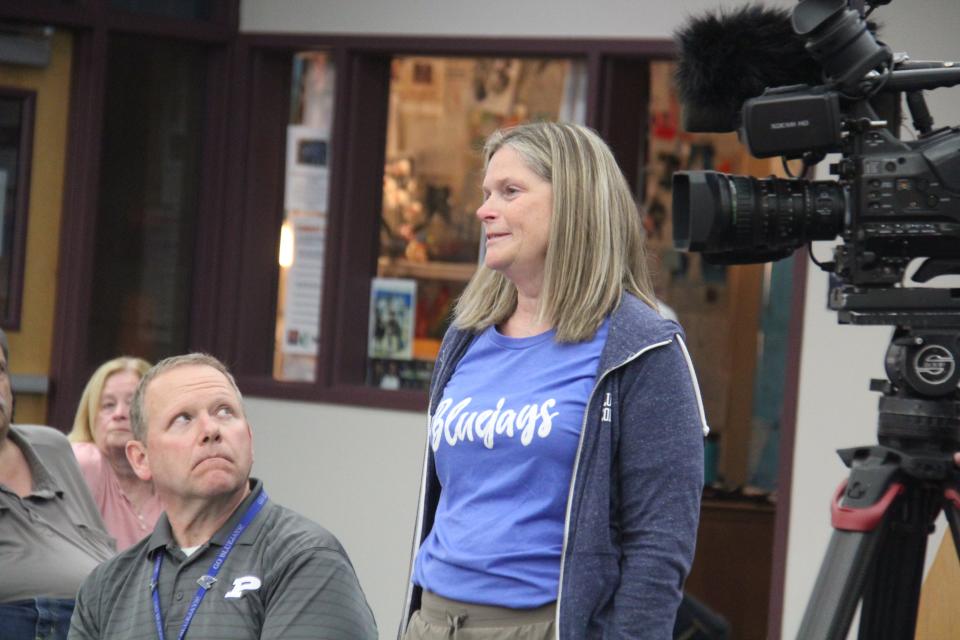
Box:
[671,0,960,327]
[671,6,960,636]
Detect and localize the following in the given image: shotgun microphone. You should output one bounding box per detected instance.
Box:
[673,4,824,132]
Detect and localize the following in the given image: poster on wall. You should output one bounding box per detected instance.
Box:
[367,277,416,360]
[284,125,329,212]
[281,216,326,355]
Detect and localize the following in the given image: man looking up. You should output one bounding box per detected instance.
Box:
[0,329,115,640]
[69,353,377,639]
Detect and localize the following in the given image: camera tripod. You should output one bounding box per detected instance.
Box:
[796,321,960,639]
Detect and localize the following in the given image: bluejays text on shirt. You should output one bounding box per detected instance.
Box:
[430,396,560,450]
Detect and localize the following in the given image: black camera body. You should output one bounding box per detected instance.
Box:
[674,7,960,634]
[672,0,960,324]
[839,118,960,286]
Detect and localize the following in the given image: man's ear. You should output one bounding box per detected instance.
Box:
[126,439,152,482]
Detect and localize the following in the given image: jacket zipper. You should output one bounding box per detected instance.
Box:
[554,339,673,638]
[399,352,446,638]
[399,407,435,636]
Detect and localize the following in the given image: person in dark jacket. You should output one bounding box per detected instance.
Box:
[399,121,707,640]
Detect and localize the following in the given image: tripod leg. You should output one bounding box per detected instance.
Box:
[944,488,960,558]
[797,449,904,640]
[857,482,933,640]
[796,527,884,639]
[797,482,935,640]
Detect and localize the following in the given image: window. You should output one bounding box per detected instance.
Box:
[274,51,336,382]
[0,89,34,329]
[267,50,589,392]
[370,55,585,390]
[86,35,207,366]
[21,1,239,431]
[229,37,664,409]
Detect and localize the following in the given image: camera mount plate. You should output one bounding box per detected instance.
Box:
[830,285,960,326]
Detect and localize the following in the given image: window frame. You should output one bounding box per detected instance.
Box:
[0,0,238,35]
[224,33,670,411]
[0,87,36,330]
[10,0,242,430]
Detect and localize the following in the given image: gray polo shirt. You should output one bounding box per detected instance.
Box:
[69,479,377,639]
[0,424,116,602]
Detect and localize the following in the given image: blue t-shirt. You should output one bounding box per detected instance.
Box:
[413,320,608,607]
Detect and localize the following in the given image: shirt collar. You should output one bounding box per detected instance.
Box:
[6,426,63,499]
[146,478,267,558]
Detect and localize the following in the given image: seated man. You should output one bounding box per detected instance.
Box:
[69,353,377,639]
[0,329,116,640]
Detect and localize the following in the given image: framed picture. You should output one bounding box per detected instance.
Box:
[0,88,35,330]
[367,277,416,360]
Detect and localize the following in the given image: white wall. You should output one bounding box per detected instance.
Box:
[247,398,424,638]
[240,0,795,38]
[241,1,960,638]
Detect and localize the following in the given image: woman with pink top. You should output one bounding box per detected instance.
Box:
[69,357,162,551]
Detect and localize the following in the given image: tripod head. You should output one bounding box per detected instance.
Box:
[875,325,960,457]
[825,258,960,457]
[795,305,960,639]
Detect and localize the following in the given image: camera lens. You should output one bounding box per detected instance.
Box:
[672,170,845,263]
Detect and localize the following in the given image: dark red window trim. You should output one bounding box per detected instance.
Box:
[0,88,35,330]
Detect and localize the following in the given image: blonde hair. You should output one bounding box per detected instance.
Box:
[455,121,656,342]
[69,356,152,444]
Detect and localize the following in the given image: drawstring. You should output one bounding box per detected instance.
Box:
[446,612,466,639]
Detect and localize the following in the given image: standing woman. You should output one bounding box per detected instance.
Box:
[69,357,162,551]
[400,122,707,640]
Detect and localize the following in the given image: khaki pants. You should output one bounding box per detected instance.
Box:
[403,591,557,640]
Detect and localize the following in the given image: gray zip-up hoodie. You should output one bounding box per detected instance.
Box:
[400,293,706,639]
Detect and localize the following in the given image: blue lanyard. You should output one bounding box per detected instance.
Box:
[151,489,268,640]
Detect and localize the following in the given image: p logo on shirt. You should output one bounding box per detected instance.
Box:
[225,575,262,599]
